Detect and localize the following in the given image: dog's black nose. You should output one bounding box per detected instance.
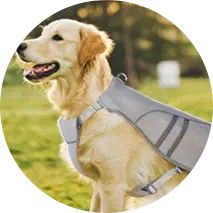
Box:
[17,42,27,53]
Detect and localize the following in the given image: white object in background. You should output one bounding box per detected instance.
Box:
[157,60,181,88]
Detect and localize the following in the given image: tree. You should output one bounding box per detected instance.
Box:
[20,1,208,84]
[121,2,140,88]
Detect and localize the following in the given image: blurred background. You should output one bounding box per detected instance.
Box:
[1,1,212,211]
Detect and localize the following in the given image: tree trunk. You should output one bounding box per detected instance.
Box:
[121,3,140,89]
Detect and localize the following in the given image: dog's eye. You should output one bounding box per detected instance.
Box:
[52,34,64,41]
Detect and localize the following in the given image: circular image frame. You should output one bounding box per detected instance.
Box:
[0,0,212,212]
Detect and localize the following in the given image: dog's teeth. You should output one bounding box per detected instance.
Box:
[32,71,36,76]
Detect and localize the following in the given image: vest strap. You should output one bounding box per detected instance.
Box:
[57,75,210,197]
[130,166,182,197]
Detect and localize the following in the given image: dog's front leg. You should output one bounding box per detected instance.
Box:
[90,183,101,212]
[99,181,128,213]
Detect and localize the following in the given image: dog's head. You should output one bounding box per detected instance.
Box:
[16,19,113,84]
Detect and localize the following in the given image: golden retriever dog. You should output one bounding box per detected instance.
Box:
[16,19,188,212]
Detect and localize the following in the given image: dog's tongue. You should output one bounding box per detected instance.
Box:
[33,64,53,73]
[24,64,54,76]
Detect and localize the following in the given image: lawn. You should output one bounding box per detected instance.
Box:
[0,78,212,210]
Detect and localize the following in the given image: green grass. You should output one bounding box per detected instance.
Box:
[140,78,212,121]
[0,84,92,210]
[0,78,212,210]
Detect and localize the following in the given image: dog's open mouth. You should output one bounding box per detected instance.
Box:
[24,62,60,81]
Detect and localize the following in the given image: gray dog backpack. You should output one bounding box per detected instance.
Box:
[58,75,211,197]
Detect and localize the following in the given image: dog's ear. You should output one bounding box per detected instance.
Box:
[78,25,113,68]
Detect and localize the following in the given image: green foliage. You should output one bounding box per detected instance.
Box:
[0,78,212,210]
[28,1,207,79]
[3,1,208,86]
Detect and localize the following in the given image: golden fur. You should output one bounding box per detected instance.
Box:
[17,19,188,212]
